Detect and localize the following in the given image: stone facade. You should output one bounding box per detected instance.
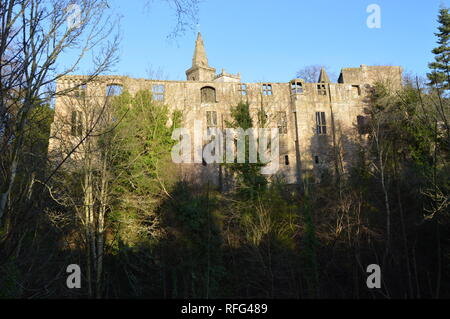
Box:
[50,32,403,186]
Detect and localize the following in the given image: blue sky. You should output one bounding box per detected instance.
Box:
[71,0,450,83]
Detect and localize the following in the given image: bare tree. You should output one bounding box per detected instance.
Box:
[145,0,200,38]
[47,82,119,297]
[0,0,120,226]
[296,65,335,83]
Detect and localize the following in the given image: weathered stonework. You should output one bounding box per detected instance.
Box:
[50,33,403,186]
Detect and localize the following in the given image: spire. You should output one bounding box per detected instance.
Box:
[192,32,209,68]
[318,67,331,83]
[186,32,216,81]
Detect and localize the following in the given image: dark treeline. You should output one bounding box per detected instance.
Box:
[0,2,449,299]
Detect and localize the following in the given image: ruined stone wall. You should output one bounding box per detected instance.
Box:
[50,65,402,186]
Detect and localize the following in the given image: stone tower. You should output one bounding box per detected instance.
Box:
[186,32,216,81]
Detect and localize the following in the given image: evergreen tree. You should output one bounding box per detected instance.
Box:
[428,6,450,90]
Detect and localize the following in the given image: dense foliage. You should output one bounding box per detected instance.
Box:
[0,6,449,300]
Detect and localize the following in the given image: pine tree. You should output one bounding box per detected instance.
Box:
[428,6,450,89]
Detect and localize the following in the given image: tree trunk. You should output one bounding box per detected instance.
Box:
[0,153,18,227]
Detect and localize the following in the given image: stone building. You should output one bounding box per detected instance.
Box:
[49,32,403,186]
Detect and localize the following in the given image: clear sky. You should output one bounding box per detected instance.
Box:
[71,0,450,83]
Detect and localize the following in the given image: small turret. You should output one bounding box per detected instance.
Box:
[318,67,331,83]
[186,32,216,81]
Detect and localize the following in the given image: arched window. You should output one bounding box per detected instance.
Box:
[106,84,123,97]
[201,86,216,103]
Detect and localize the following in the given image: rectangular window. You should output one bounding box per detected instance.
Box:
[73,84,86,98]
[317,84,327,96]
[351,85,360,97]
[106,84,123,97]
[277,111,288,134]
[71,111,83,137]
[291,82,303,94]
[152,84,165,101]
[206,111,218,128]
[239,83,247,96]
[262,84,273,96]
[357,115,369,134]
[315,112,327,135]
[314,155,320,164]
